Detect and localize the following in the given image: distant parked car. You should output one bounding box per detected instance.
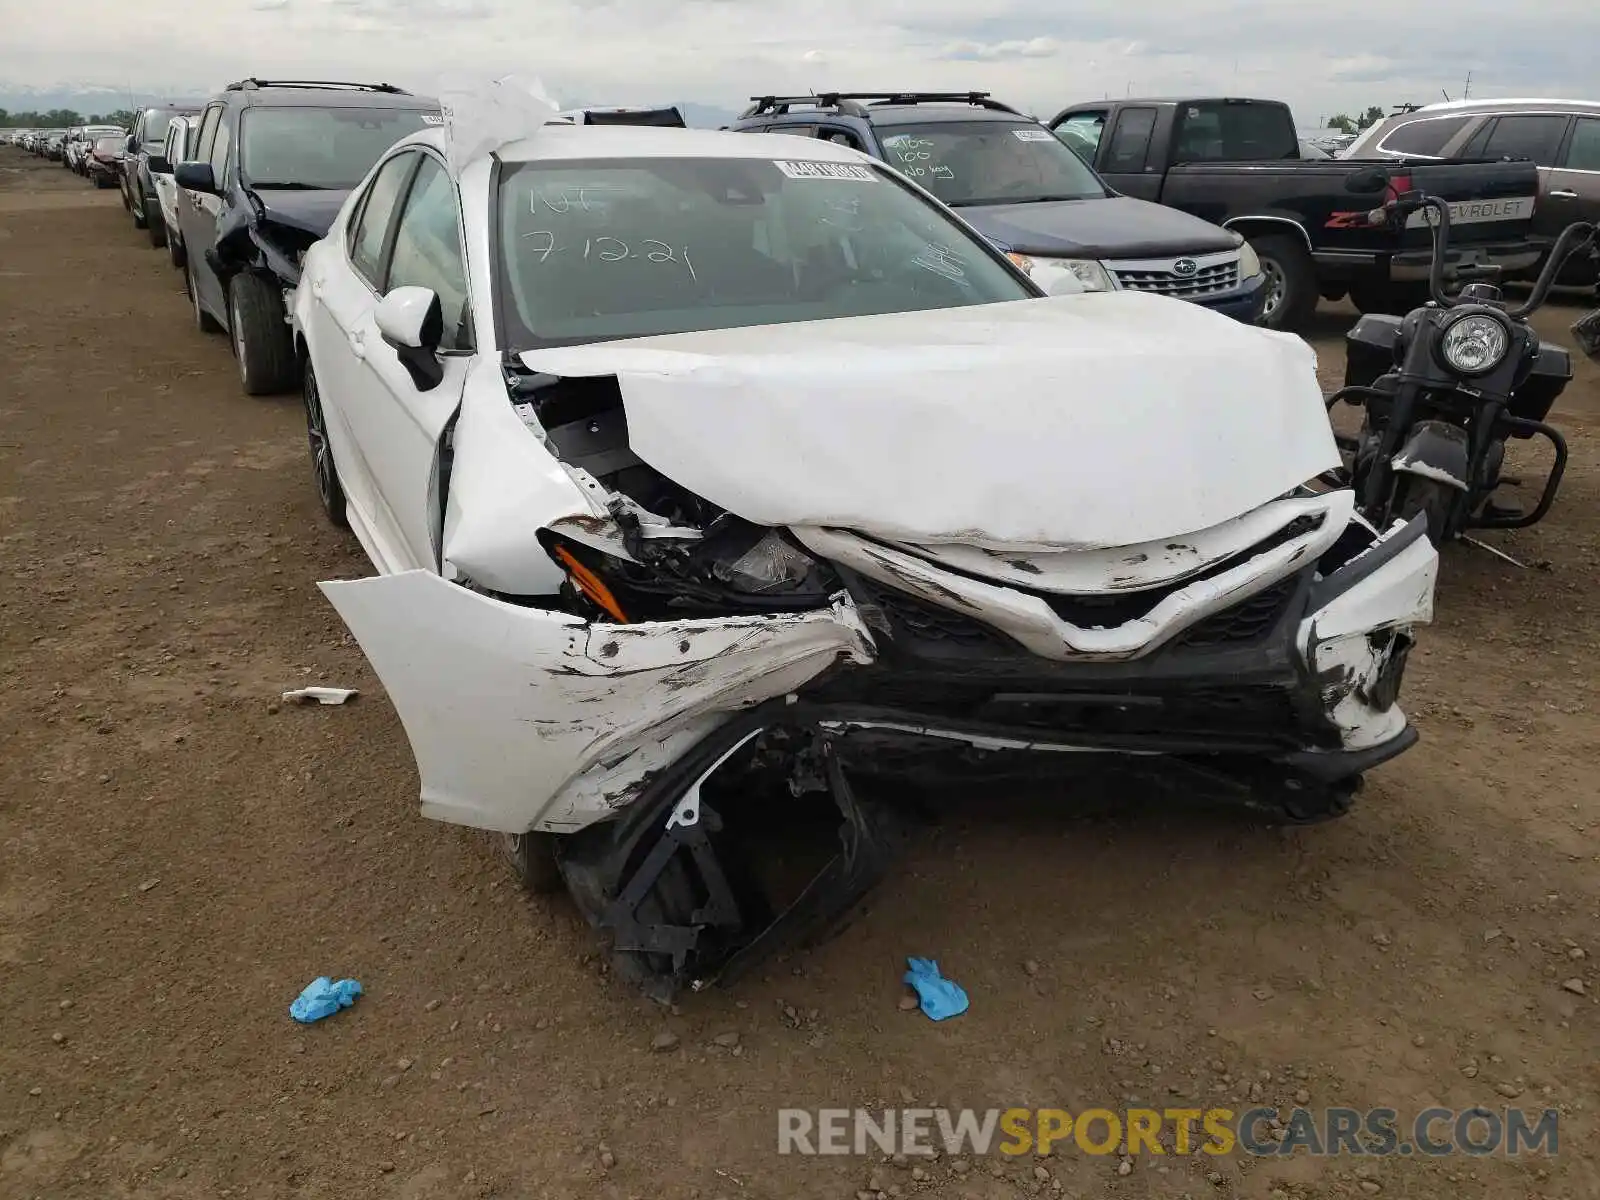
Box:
[122,103,202,246]
[730,92,1268,323]
[153,115,195,268]
[85,135,126,187]
[1342,98,1600,292]
[174,78,442,394]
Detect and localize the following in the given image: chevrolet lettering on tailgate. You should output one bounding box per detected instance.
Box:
[1406,196,1536,228]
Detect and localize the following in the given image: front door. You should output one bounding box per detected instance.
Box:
[337,152,474,573]
[304,149,422,563]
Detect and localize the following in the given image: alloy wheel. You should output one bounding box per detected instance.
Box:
[304,369,336,513]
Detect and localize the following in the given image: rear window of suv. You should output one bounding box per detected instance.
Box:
[239,106,439,189]
[1376,115,1472,158]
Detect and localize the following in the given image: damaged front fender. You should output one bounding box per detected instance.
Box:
[319,570,876,834]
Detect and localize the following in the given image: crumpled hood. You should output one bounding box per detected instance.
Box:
[249,187,352,239]
[520,292,1339,551]
[959,195,1241,260]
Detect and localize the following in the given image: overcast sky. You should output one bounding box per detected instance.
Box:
[2,0,1596,124]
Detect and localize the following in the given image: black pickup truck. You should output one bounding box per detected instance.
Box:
[1047,97,1541,329]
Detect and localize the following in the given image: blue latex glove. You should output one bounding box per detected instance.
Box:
[903,957,968,1021]
[289,976,363,1023]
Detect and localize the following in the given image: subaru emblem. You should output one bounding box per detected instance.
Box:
[1173,258,1198,277]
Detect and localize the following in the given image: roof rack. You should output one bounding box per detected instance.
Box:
[741,91,1021,119]
[224,79,410,95]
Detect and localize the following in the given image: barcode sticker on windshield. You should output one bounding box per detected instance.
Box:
[774,160,876,182]
[1012,129,1054,141]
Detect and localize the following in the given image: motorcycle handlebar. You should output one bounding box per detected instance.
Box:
[1403,191,1596,318]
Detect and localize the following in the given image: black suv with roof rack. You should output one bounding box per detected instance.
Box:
[729,91,1267,323]
[173,79,441,395]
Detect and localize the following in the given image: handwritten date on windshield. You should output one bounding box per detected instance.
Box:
[521,231,698,281]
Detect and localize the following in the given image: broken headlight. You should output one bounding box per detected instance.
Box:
[711,531,820,594]
[545,524,838,622]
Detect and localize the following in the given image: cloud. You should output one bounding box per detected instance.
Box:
[2,0,1596,128]
[938,37,1060,62]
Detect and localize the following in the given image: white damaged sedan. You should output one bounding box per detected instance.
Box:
[292,113,1437,997]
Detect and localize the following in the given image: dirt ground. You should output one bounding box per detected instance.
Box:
[3,143,1599,1200]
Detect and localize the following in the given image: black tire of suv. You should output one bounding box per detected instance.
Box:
[119,177,131,210]
[1250,233,1318,331]
[147,210,166,248]
[229,274,297,396]
[167,226,184,270]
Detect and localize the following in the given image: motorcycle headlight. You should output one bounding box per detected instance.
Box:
[1237,239,1263,281]
[1439,313,1509,375]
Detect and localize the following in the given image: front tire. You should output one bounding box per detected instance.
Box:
[1395,476,1459,547]
[1250,233,1318,331]
[147,211,166,248]
[166,226,184,270]
[501,832,563,895]
[302,362,349,529]
[228,274,296,396]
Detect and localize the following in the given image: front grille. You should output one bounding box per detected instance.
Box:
[852,576,1014,650]
[1112,255,1240,298]
[1174,576,1299,648]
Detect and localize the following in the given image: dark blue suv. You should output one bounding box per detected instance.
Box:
[730,92,1266,323]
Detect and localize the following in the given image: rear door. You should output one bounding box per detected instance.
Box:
[1458,112,1573,245]
[1547,115,1600,240]
[1096,105,1161,199]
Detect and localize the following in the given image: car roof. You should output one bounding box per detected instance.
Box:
[492,123,872,164]
[1408,97,1600,114]
[839,104,1028,127]
[227,85,439,110]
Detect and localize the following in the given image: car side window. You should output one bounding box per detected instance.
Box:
[1377,115,1473,158]
[194,105,222,166]
[816,126,865,151]
[1476,115,1570,167]
[208,113,232,181]
[767,122,816,138]
[1055,112,1106,158]
[348,151,419,290]
[1563,117,1600,172]
[1105,107,1157,172]
[385,155,472,351]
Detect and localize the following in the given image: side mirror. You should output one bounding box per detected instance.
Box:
[174,161,217,194]
[1345,167,1391,193]
[148,155,170,175]
[125,135,138,155]
[375,286,446,391]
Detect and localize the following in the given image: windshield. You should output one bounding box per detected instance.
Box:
[142,111,178,146]
[877,121,1108,206]
[93,136,124,153]
[495,155,1032,350]
[240,107,438,189]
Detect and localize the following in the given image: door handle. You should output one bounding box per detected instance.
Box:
[349,329,367,360]
[1550,189,1579,200]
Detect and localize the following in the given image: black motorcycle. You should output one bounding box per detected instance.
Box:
[1327,170,1596,547]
